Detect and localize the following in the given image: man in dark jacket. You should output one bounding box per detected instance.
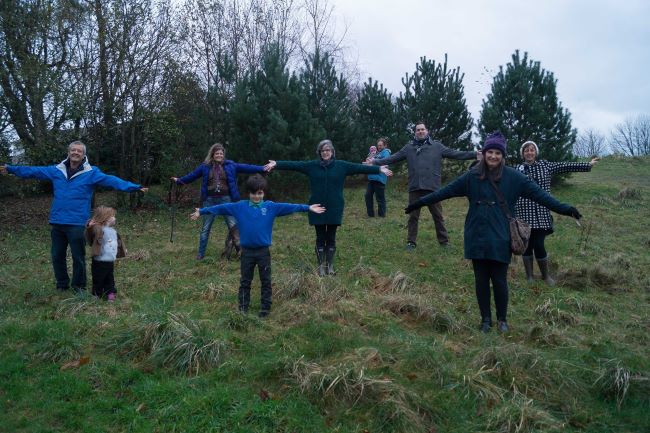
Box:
[371,122,479,250]
[1,141,147,291]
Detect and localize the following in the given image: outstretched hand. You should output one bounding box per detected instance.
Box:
[309,203,326,214]
[264,160,277,172]
[566,206,582,220]
[363,158,373,165]
[170,176,179,182]
[589,157,600,166]
[380,165,393,177]
[140,187,148,193]
[0,165,8,175]
[404,201,423,214]
[190,208,200,220]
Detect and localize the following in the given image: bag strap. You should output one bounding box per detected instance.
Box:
[488,177,513,219]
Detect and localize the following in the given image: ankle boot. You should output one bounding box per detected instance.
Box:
[315,246,326,277]
[325,246,336,275]
[537,258,555,286]
[522,256,534,282]
[479,317,492,333]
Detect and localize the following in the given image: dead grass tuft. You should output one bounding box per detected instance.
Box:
[526,325,569,348]
[380,294,460,333]
[594,359,650,410]
[274,270,349,305]
[557,255,635,293]
[288,349,430,431]
[469,344,582,403]
[127,249,150,261]
[534,298,579,326]
[107,312,226,375]
[486,393,565,433]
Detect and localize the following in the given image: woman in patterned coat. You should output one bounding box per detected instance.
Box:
[515,141,599,284]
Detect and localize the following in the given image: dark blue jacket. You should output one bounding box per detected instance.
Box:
[176,160,265,202]
[418,166,574,264]
[7,157,142,225]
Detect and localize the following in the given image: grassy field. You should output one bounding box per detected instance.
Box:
[0,156,649,432]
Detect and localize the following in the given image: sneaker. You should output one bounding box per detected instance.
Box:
[196,254,204,260]
[107,293,116,302]
[497,320,509,333]
[479,319,492,333]
[406,241,416,251]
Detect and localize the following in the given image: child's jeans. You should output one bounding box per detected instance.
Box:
[198,196,237,257]
[91,259,116,298]
[239,247,272,313]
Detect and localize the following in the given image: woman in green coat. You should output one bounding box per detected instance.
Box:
[405,132,582,333]
[266,140,392,276]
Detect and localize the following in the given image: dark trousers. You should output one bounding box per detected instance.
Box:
[472,259,509,321]
[365,181,386,217]
[407,190,449,244]
[239,247,272,312]
[91,259,116,298]
[314,224,339,249]
[523,229,550,259]
[51,224,86,289]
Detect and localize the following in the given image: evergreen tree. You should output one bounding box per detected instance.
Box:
[300,50,358,158]
[229,44,323,164]
[397,55,473,150]
[354,78,400,155]
[479,50,576,163]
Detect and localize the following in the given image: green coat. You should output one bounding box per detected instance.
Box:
[275,159,381,225]
[418,166,574,264]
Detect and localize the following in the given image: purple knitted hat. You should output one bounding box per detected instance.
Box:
[482,131,507,154]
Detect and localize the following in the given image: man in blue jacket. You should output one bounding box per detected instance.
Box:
[1,141,147,292]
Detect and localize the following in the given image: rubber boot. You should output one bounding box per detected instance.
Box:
[537,258,555,286]
[315,246,326,277]
[326,246,336,275]
[522,256,534,282]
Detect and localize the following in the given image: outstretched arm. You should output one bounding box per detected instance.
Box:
[405,172,470,214]
[2,164,55,181]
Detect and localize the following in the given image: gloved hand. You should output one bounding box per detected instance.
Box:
[404,200,424,214]
[566,206,582,219]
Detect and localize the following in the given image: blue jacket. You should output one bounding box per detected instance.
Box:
[199,200,309,248]
[7,157,142,226]
[176,160,266,202]
[368,148,392,184]
[417,166,574,264]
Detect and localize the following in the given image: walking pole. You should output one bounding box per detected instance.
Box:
[168,179,177,243]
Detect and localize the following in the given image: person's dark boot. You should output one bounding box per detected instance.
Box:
[315,246,326,277]
[537,258,555,286]
[522,256,534,282]
[479,317,492,333]
[326,247,337,275]
[497,320,509,333]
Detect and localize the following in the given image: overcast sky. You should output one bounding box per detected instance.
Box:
[329,0,649,137]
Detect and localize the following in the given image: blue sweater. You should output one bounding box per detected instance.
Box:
[176,160,266,202]
[7,158,142,225]
[199,200,309,248]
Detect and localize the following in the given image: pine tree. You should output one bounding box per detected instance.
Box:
[229,44,323,164]
[300,50,358,158]
[397,55,473,150]
[354,78,400,155]
[479,50,576,163]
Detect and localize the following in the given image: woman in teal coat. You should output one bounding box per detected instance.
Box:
[405,132,582,333]
[266,140,392,276]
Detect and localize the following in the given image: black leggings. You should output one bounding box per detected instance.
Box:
[524,229,551,259]
[472,259,509,321]
[315,224,339,249]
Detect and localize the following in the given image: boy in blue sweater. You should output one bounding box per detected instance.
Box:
[191,174,325,317]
